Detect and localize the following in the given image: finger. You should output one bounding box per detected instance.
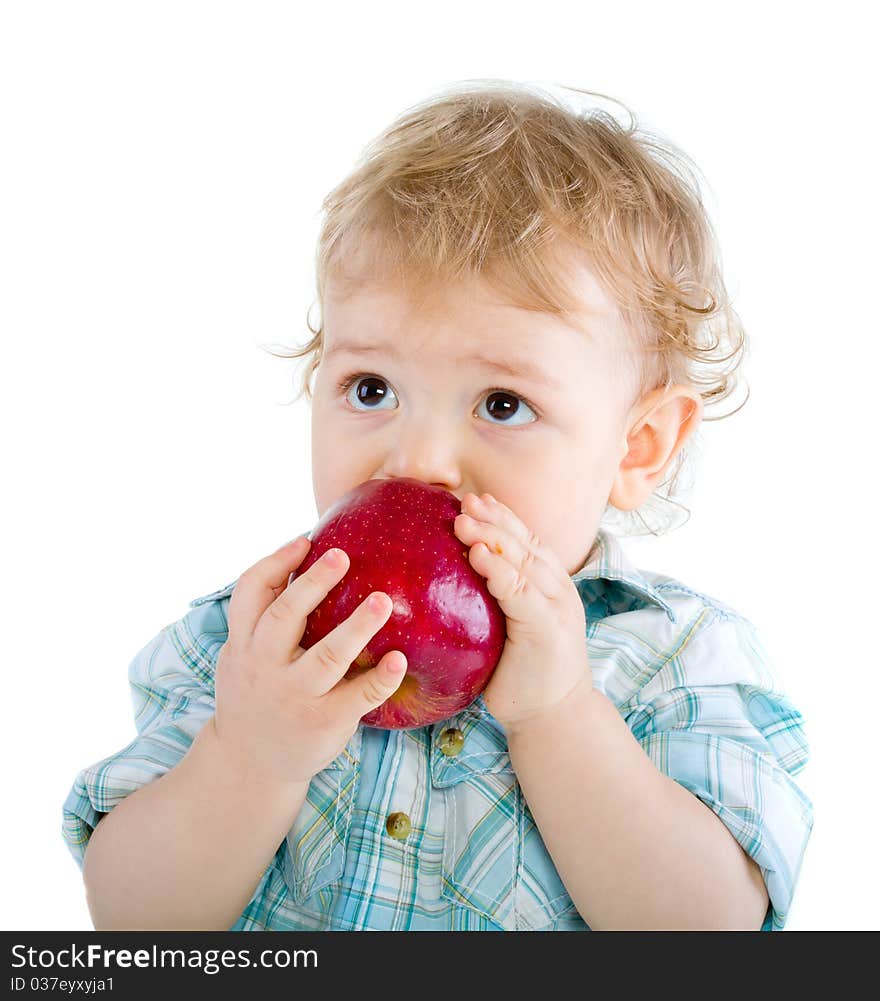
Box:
[252,546,352,664]
[293,591,395,697]
[455,511,561,600]
[330,648,408,722]
[467,539,563,618]
[227,536,312,639]
[464,493,570,577]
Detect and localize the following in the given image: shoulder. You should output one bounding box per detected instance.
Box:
[189,579,238,609]
[594,572,809,776]
[126,578,238,693]
[589,566,787,708]
[646,575,779,692]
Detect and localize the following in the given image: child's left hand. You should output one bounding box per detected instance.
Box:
[454,492,593,732]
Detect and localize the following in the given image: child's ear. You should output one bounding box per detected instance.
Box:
[607,386,703,512]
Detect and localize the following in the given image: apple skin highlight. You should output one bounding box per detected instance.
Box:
[296,477,506,729]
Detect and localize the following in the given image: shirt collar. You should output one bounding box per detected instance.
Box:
[570,527,677,624]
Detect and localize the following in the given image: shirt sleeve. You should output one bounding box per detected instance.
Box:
[621,606,813,931]
[61,593,230,870]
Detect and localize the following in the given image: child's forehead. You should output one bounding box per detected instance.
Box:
[323,258,628,357]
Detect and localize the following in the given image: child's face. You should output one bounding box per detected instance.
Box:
[310,260,642,575]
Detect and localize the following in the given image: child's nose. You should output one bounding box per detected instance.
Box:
[380,415,462,493]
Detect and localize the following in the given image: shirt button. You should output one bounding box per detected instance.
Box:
[438,727,465,757]
[385,812,412,841]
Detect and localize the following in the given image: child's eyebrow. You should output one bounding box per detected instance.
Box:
[325,338,563,390]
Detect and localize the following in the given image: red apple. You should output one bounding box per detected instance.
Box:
[294,477,506,729]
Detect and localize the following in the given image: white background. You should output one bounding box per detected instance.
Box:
[2,0,876,931]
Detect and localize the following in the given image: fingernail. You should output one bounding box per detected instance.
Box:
[323,548,343,567]
[368,592,390,613]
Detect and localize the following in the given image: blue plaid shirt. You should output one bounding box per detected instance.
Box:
[62,529,813,930]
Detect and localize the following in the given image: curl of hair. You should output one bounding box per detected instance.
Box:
[263,79,749,537]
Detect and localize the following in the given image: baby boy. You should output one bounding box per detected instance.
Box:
[63,81,813,931]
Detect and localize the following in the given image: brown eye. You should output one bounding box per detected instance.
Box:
[347,376,397,410]
[486,392,518,420]
[480,391,537,426]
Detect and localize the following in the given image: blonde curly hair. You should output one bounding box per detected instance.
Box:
[265,79,749,537]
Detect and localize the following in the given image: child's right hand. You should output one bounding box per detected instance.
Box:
[211,536,407,786]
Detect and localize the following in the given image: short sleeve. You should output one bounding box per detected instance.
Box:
[61,594,230,869]
[621,608,813,931]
